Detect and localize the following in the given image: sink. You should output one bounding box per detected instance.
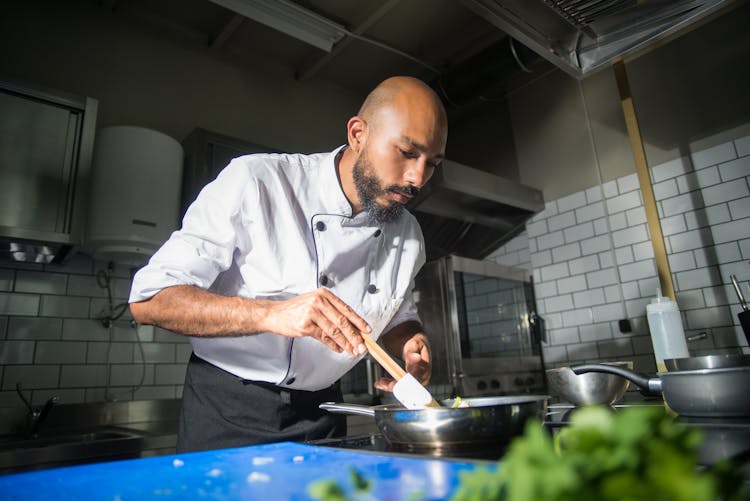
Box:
[0,426,153,473]
[0,427,144,452]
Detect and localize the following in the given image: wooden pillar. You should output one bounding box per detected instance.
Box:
[613,60,676,301]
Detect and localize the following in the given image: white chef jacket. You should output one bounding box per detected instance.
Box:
[129,146,426,391]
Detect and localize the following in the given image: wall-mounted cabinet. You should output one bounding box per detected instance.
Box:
[0,79,97,263]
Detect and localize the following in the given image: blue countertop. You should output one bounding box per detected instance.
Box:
[0,441,494,500]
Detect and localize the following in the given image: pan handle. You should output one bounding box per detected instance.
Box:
[319,402,376,417]
[731,274,748,310]
[572,364,662,395]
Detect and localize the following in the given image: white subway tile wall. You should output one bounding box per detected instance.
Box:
[0,255,190,406]
[2,135,748,406]
[489,133,750,372]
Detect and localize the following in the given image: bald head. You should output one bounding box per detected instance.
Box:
[358,76,448,140]
[339,76,448,219]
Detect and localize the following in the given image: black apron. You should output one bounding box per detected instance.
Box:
[177,353,346,453]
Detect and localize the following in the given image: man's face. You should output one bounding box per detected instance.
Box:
[352,146,420,223]
[352,108,446,224]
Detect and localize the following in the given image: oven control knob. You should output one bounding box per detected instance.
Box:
[525,376,535,386]
[477,380,487,391]
[514,377,524,386]
[490,379,500,389]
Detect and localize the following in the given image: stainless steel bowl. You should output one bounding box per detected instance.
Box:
[546,361,633,406]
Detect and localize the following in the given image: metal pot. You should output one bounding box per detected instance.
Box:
[319,395,548,449]
[571,364,750,417]
[664,354,750,371]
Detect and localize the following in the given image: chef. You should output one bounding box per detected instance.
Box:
[129,76,448,453]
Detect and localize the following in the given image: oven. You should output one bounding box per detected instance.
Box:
[414,255,546,398]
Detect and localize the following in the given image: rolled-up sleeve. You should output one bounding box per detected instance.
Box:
[129,159,255,303]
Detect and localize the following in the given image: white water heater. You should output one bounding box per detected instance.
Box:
[86,126,183,267]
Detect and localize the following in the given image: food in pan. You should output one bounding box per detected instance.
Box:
[451,396,470,408]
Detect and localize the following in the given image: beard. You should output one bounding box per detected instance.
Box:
[352,150,419,224]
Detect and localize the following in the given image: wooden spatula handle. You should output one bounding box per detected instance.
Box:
[361,334,406,381]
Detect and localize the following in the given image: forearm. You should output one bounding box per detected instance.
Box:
[129,285,272,337]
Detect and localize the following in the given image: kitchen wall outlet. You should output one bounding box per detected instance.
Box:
[618,319,632,333]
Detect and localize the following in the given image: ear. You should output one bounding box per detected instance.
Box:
[346,116,367,153]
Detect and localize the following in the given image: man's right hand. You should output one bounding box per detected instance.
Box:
[260,288,370,356]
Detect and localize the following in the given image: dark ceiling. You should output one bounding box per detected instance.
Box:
[97,0,551,111]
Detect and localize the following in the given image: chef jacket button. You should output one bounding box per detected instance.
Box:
[315,221,326,231]
[320,274,329,286]
[286,377,296,385]
[367,284,377,294]
[373,229,381,237]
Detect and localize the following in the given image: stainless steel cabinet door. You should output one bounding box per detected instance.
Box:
[0,91,81,234]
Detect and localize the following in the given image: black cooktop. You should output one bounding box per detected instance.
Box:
[310,404,750,466]
[549,404,750,464]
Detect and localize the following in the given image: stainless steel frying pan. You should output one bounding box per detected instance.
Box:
[572,364,750,417]
[320,395,548,449]
[664,353,750,371]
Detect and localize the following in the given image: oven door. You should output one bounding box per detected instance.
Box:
[415,255,546,398]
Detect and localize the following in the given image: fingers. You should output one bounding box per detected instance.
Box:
[315,308,362,356]
[315,289,369,356]
[309,313,350,354]
[311,325,344,353]
[319,288,371,333]
[404,349,432,385]
[373,377,396,392]
[282,288,369,356]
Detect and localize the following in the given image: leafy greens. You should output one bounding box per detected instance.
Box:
[308,406,748,501]
[451,406,747,501]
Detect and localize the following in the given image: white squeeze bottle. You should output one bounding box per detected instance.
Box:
[646,289,689,373]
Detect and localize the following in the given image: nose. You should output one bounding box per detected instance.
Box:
[405,158,434,188]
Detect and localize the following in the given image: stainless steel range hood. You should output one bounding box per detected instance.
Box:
[461,0,737,78]
[407,160,544,261]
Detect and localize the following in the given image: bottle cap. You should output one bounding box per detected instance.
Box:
[647,288,678,312]
[650,287,666,303]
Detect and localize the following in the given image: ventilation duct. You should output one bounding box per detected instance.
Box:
[461,0,736,78]
[407,160,544,261]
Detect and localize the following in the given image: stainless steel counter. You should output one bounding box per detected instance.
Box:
[0,399,180,473]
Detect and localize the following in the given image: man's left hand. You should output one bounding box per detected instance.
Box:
[373,322,431,392]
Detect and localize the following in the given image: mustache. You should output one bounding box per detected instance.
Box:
[387,185,420,197]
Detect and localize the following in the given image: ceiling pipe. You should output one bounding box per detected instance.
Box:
[210,13,244,49]
[432,37,542,107]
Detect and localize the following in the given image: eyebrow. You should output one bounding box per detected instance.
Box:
[400,136,445,162]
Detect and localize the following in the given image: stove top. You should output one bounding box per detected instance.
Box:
[549,404,750,467]
[310,404,750,466]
